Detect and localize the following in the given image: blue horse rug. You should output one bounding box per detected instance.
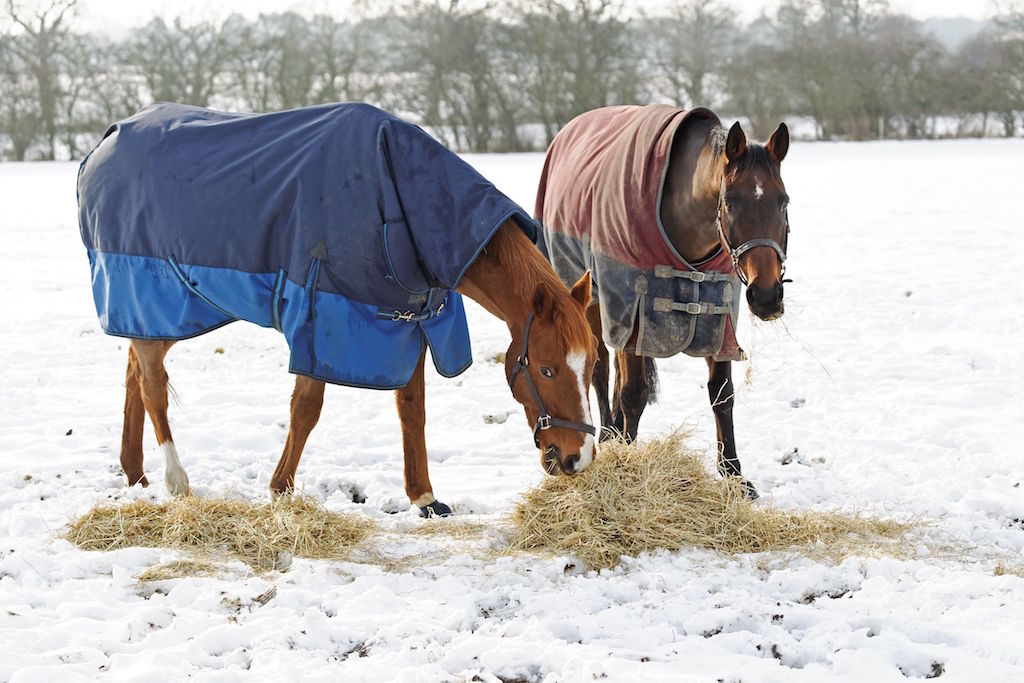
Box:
[78,102,535,388]
[536,105,743,361]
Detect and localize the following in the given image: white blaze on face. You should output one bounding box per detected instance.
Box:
[755,176,765,199]
[566,348,595,472]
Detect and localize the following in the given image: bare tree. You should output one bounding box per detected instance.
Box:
[60,31,142,157]
[4,0,78,159]
[992,1,1024,135]
[506,0,638,144]
[870,15,945,138]
[0,32,41,159]
[771,0,896,139]
[648,0,737,107]
[125,16,228,107]
[721,42,792,140]
[309,13,377,104]
[222,13,275,111]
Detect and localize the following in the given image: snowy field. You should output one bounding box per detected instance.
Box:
[1,138,1023,681]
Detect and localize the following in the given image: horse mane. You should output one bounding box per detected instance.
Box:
[491,224,594,352]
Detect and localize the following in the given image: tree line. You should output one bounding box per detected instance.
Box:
[1,0,1022,161]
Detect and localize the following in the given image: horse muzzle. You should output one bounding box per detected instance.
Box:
[543,445,582,476]
[746,281,784,321]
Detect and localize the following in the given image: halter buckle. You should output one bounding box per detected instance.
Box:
[537,415,552,431]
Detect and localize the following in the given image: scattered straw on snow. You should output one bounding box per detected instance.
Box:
[66,435,917,578]
[137,559,222,582]
[507,432,912,570]
[995,563,1024,578]
[66,494,377,572]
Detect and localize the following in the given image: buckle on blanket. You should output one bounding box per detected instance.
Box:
[390,310,416,322]
[654,265,707,282]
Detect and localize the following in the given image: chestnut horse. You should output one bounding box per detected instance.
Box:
[537,105,790,498]
[79,103,597,518]
[120,223,597,516]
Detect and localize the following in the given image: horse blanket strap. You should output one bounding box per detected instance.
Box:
[652,299,732,316]
[78,102,536,389]
[508,312,597,447]
[536,104,744,361]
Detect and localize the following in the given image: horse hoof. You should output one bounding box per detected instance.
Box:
[125,472,149,488]
[742,480,759,500]
[419,500,453,518]
[165,471,191,497]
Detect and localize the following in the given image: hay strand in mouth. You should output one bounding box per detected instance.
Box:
[66,494,377,572]
[508,433,911,570]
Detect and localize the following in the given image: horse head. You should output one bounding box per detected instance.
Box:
[720,121,790,321]
[505,271,598,476]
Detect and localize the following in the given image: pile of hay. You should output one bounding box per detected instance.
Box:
[66,494,377,572]
[508,433,910,570]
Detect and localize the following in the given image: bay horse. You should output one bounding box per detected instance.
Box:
[78,102,597,517]
[536,105,790,498]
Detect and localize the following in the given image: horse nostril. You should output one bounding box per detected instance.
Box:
[543,446,561,475]
[774,281,784,300]
[561,454,580,475]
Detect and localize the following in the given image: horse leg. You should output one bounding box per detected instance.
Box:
[706,358,758,499]
[585,304,614,441]
[611,351,650,443]
[131,339,190,496]
[396,350,451,518]
[270,375,325,495]
[119,345,149,487]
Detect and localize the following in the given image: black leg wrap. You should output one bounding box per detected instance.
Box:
[419,500,453,518]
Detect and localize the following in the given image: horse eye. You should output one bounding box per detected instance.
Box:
[540,366,555,379]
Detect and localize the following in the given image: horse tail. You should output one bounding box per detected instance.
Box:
[644,357,659,404]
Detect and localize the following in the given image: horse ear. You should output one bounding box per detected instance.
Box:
[531,281,555,321]
[767,122,789,163]
[725,121,747,162]
[570,270,592,309]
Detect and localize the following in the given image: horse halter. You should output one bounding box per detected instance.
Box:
[507,312,597,448]
[715,179,789,286]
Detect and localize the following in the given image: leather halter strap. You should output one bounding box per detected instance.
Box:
[715,178,789,286]
[507,312,596,448]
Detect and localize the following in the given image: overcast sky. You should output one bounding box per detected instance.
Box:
[74,0,997,34]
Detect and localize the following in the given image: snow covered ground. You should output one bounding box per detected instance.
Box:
[1,138,1023,681]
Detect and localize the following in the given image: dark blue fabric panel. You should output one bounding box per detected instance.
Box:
[78,102,535,311]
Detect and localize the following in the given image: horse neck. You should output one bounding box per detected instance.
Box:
[457,221,565,333]
[661,124,726,262]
